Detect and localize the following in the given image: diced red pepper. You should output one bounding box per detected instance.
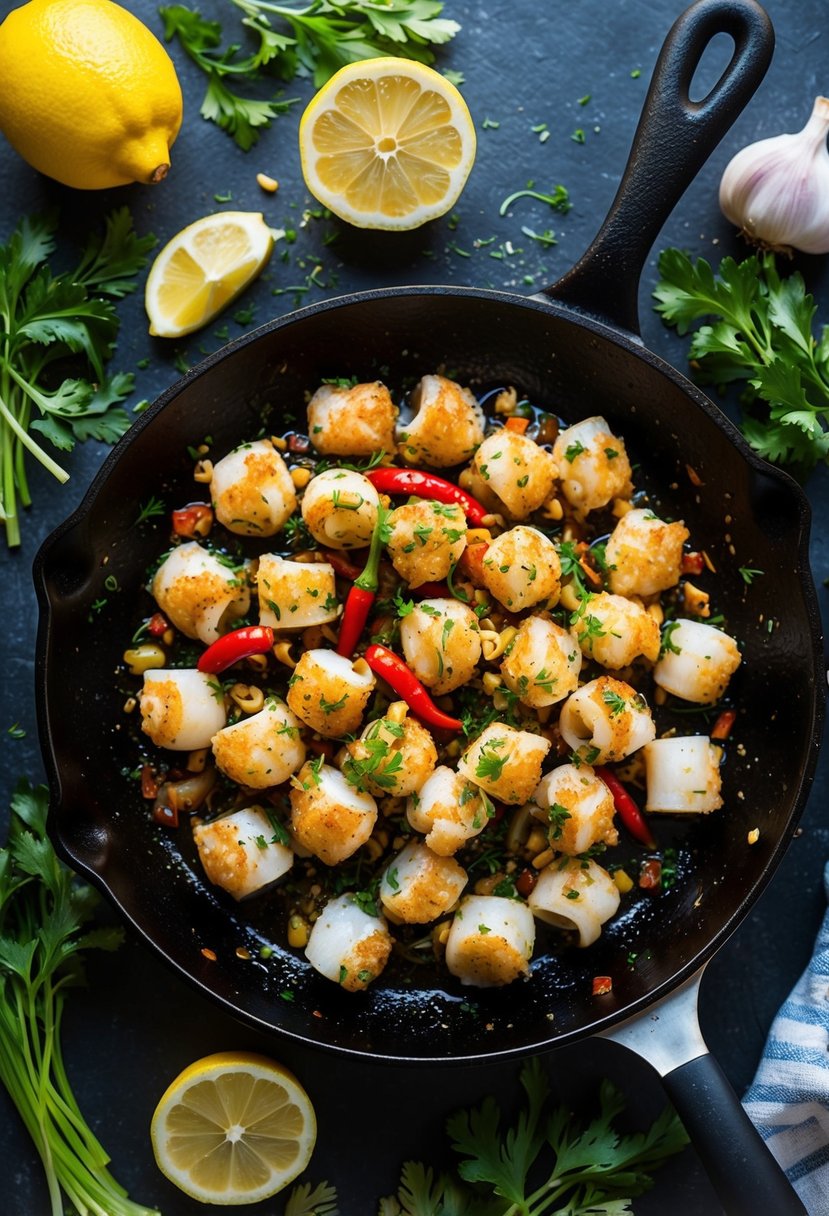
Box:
[365,467,489,525]
[515,868,537,897]
[504,416,530,434]
[592,975,613,996]
[141,764,162,799]
[364,643,462,732]
[172,503,214,538]
[147,612,169,637]
[595,766,656,849]
[638,858,663,890]
[152,802,179,829]
[681,551,705,575]
[711,709,736,741]
[197,625,275,674]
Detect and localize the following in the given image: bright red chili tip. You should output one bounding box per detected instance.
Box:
[197,625,275,674]
[364,643,463,733]
[365,467,489,526]
[595,766,656,849]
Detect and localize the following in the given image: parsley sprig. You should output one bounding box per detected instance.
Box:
[654,247,829,472]
[160,0,461,149]
[0,782,157,1216]
[381,1056,688,1214]
[0,209,155,547]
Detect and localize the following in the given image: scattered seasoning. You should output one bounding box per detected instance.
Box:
[482,117,500,129]
[7,723,26,739]
[739,566,764,585]
[571,128,586,144]
[235,946,251,960]
[201,947,217,961]
[747,828,760,845]
[631,68,642,77]
[578,93,591,105]
[256,172,278,192]
[592,975,613,996]
[213,190,233,202]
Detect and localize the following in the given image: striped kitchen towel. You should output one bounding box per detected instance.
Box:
[742,862,829,1215]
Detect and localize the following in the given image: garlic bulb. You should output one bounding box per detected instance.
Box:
[719,96,829,254]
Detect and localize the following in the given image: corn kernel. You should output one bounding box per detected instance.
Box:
[123,643,166,675]
[613,869,634,893]
[747,828,760,845]
[291,466,312,488]
[257,172,279,193]
[287,914,309,949]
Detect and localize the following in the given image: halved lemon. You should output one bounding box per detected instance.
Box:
[145,212,275,338]
[299,57,476,231]
[150,1051,317,1205]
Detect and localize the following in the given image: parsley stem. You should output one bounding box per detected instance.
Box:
[0,391,69,483]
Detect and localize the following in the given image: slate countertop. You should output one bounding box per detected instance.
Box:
[1,0,828,1212]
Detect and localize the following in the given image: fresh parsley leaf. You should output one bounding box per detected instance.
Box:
[0,210,154,547]
[161,0,461,148]
[655,247,829,472]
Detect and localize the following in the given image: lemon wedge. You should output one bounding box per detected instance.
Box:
[150,1051,317,1205]
[299,57,476,230]
[145,212,275,338]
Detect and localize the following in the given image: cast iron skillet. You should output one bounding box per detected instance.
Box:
[34,2,823,1212]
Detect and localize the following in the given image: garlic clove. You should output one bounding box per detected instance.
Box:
[719,96,829,255]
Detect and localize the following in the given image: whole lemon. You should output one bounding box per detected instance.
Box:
[0,0,183,189]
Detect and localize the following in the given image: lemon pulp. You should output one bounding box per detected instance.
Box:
[300,57,476,230]
[150,1052,316,1205]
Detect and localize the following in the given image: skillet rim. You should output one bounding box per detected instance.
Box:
[33,283,826,1063]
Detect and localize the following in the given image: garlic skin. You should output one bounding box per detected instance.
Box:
[719,97,829,254]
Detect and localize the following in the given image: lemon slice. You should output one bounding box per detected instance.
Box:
[150,1051,317,1205]
[145,212,275,338]
[299,57,476,231]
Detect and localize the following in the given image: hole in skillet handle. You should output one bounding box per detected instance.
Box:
[541,0,774,335]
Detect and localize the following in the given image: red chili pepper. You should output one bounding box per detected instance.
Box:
[172,503,214,538]
[147,612,169,637]
[364,643,463,732]
[595,766,656,849]
[681,550,705,575]
[197,625,274,674]
[336,507,390,657]
[365,467,489,526]
[592,975,613,996]
[322,549,365,581]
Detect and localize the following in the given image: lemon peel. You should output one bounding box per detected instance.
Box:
[0,0,182,190]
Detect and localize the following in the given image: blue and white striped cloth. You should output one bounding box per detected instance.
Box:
[743,863,829,1215]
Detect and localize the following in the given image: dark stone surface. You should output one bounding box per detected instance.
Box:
[1,0,827,1211]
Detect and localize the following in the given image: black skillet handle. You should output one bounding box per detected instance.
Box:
[662,1054,808,1216]
[542,0,774,334]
